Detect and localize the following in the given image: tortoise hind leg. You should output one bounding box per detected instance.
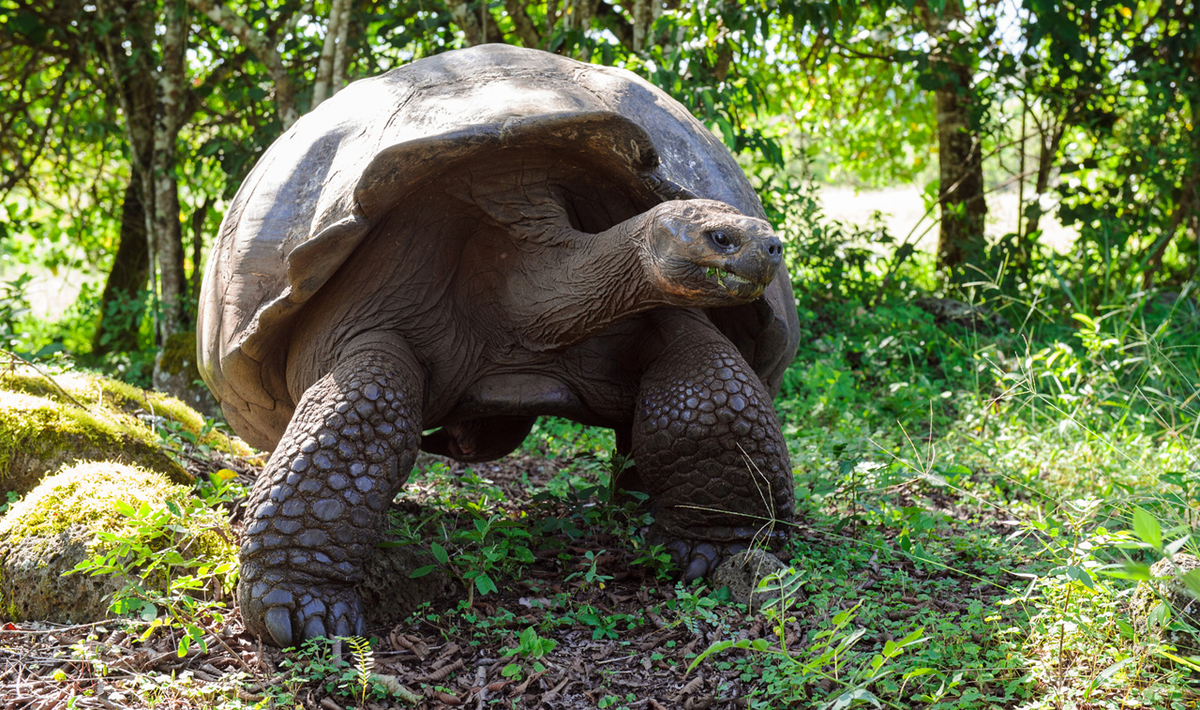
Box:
[631,312,793,580]
[238,334,424,647]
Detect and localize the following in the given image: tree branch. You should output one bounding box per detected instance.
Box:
[505,0,542,48]
[188,0,298,128]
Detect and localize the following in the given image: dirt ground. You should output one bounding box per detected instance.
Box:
[0,444,1023,709]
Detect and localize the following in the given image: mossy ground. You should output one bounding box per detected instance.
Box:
[1,461,192,543]
[0,367,252,457]
[0,388,188,495]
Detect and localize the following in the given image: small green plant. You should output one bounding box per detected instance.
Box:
[0,490,20,515]
[153,416,222,466]
[344,636,375,706]
[501,626,558,679]
[629,541,674,579]
[573,604,628,640]
[690,570,928,709]
[411,511,535,605]
[277,636,416,705]
[72,494,236,656]
[565,549,614,590]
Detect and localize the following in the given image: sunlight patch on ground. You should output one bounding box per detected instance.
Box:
[818,184,1078,254]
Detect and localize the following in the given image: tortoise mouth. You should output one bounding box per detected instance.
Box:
[658,261,769,302]
[699,265,770,300]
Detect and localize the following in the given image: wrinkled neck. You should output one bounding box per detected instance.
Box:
[503,212,667,350]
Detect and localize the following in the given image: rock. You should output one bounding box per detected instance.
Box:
[153,331,220,419]
[358,538,449,629]
[0,461,235,623]
[0,365,253,496]
[1128,553,1200,653]
[711,549,791,610]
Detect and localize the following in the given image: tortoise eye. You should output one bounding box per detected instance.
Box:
[709,231,732,249]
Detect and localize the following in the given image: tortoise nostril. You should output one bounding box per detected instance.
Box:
[765,238,782,257]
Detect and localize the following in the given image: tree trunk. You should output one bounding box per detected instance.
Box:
[92,178,149,356]
[1142,53,1200,288]
[151,0,188,342]
[506,0,542,47]
[564,0,600,32]
[190,195,212,305]
[630,0,660,52]
[933,59,988,278]
[448,1,502,45]
[331,0,351,93]
[919,0,988,279]
[312,0,350,108]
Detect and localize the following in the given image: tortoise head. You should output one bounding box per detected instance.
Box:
[640,199,783,305]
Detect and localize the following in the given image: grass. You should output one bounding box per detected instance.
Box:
[4,240,1200,707]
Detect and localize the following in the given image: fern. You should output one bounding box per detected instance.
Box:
[344,635,374,706]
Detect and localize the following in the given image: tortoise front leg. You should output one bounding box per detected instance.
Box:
[631,313,793,580]
[238,335,424,647]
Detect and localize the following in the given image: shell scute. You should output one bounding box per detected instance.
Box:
[198,45,798,451]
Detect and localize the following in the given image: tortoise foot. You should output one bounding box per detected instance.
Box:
[240,573,364,648]
[648,524,785,580]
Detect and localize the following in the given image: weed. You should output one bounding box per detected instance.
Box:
[277,636,414,706]
[692,573,928,710]
[501,626,558,679]
[72,493,236,657]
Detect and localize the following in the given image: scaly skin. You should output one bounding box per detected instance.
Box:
[238,336,423,647]
[631,313,793,579]
[236,200,793,646]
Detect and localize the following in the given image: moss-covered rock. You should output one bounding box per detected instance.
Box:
[1128,553,1200,653]
[0,389,187,497]
[0,367,251,456]
[153,331,220,418]
[0,366,254,496]
[0,461,235,623]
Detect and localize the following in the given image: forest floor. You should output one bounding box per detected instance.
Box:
[0,445,1023,710]
[3,286,1200,709]
[4,414,1194,710]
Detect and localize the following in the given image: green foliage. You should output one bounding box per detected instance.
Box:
[276,636,416,706]
[691,587,928,710]
[0,274,32,353]
[501,626,558,679]
[71,483,238,657]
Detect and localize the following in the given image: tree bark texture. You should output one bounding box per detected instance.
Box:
[448,1,503,46]
[92,178,149,356]
[564,0,600,32]
[918,0,988,278]
[630,0,661,52]
[152,0,188,341]
[505,0,542,47]
[933,59,987,277]
[312,0,350,108]
[95,0,189,345]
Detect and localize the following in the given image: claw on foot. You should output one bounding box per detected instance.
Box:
[240,578,365,647]
[650,523,780,580]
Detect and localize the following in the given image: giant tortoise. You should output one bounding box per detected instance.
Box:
[197,44,800,646]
